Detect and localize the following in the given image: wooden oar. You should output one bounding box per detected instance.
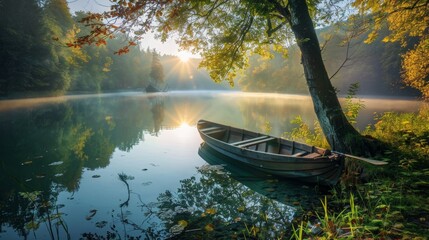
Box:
[333,152,388,166]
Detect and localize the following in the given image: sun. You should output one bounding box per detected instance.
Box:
[177,52,191,63]
[179,55,189,63]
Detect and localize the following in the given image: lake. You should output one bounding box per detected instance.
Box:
[0,91,422,239]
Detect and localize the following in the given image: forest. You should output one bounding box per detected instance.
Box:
[0,0,421,97]
[0,0,225,97]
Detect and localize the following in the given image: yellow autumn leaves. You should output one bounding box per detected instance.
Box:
[170,207,218,235]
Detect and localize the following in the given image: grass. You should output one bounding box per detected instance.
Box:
[288,100,429,239]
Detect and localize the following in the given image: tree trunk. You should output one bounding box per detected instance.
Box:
[287,0,365,154]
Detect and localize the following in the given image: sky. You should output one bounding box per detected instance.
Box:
[67,0,196,59]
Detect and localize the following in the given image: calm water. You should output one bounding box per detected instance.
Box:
[0,91,421,239]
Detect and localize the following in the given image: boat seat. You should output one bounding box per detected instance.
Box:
[230,136,269,146]
[237,137,275,148]
[205,129,226,135]
[291,151,306,157]
[200,126,222,132]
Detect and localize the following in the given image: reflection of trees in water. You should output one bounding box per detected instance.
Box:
[150,96,165,135]
[0,96,162,236]
[155,164,296,239]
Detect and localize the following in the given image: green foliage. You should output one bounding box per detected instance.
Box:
[365,104,429,162]
[344,83,365,126]
[284,83,364,148]
[0,0,47,93]
[283,116,329,149]
[285,103,429,238]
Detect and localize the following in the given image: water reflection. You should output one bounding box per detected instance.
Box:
[198,143,320,206]
[155,160,296,239]
[0,91,422,239]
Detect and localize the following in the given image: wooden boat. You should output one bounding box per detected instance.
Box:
[197,119,345,186]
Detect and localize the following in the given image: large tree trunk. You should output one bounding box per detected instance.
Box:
[287,0,365,154]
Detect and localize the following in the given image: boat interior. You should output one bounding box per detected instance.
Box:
[198,121,328,159]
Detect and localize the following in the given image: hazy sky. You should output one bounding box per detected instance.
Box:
[67,0,195,58]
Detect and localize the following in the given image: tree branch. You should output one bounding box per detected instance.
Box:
[329,39,350,80]
[266,19,287,37]
[266,0,291,22]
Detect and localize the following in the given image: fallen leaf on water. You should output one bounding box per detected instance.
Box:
[86,209,97,220]
[48,161,63,166]
[141,181,152,186]
[178,220,188,228]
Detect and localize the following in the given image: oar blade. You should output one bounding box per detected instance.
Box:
[343,153,388,166]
